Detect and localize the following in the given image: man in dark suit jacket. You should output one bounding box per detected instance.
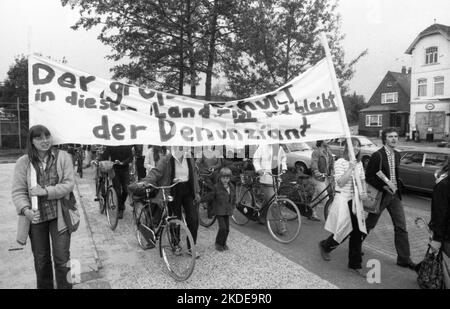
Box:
[142,146,200,258]
[365,128,417,270]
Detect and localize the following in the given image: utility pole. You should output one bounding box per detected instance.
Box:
[17,97,22,149]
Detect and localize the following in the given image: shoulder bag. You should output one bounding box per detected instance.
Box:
[56,149,81,233]
[363,152,383,214]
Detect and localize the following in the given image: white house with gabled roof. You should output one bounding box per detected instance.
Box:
[405,23,450,141]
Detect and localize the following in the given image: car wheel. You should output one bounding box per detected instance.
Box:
[295,162,308,174]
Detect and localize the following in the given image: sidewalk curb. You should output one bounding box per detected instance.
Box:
[73,177,103,280]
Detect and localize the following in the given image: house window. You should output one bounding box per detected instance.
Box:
[387,82,393,87]
[425,47,438,64]
[434,76,444,96]
[418,79,427,97]
[366,115,383,127]
[381,92,398,104]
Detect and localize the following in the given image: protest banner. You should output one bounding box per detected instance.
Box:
[28,54,347,147]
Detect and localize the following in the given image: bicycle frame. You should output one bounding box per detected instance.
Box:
[309,183,334,210]
[237,171,284,216]
[134,182,180,241]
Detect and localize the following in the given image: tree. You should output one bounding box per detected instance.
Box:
[342,92,366,125]
[63,0,366,100]
[222,0,367,98]
[62,0,238,98]
[0,55,28,105]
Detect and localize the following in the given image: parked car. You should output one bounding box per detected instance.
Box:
[399,147,449,193]
[281,142,314,174]
[437,141,450,148]
[327,135,379,169]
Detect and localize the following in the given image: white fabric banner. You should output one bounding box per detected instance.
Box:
[28,54,347,146]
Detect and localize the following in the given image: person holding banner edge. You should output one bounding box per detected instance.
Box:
[319,138,368,277]
[364,127,418,271]
[11,125,75,289]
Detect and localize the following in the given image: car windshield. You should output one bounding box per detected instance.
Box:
[357,137,377,147]
[285,143,311,152]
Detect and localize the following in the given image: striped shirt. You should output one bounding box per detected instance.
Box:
[384,146,397,187]
[334,158,365,196]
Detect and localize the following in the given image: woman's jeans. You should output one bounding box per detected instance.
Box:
[321,200,363,269]
[29,219,72,289]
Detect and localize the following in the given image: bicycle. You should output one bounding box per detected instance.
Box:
[197,169,217,228]
[291,174,335,221]
[129,181,196,281]
[92,160,123,231]
[232,171,301,243]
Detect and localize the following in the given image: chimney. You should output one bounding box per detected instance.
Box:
[401,66,407,75]
[407,67,412,75]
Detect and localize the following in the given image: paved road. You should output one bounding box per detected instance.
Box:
[232,192,430,289]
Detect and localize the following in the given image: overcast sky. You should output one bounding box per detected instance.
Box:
[1,0,450,100]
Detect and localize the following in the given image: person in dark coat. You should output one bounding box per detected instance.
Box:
[141,146,201,258]
[429,157,450,258]
[205,167,236,251]
[101,145,133,219]
[364,127,417,270]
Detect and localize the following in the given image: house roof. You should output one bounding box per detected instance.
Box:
[389,72,411,96]
[405,23,450,54]
[359,105,399,112]
[367,71,411,105]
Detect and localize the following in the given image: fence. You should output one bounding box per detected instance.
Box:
[0,100,28,149]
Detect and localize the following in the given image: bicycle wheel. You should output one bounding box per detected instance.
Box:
[106,187,119,231]
[135,207,156,250]
[198,201,216,227]
[266,197,301,243]
[231,187,251,226]
[96,177,106,214]
[323,197,334,221]
[159,219,196,281]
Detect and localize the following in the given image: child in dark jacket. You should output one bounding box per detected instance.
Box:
[206,167,236,251]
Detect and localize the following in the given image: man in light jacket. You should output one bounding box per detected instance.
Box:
[253,143,287,234]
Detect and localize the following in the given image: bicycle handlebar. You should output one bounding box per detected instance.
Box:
[139,180,181,191]
[199,169,214,176]
[90,160,123,166]
[260,170,286,178]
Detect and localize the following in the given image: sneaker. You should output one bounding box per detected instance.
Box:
[275,222,287,235]
[223,244,229,251]
[174,245,183,256]
[319,241,331,261]
[307,215,321,222]
[348,267,367,278]
[396,260,418,272]
[118,210,124,219]
[188,249,201,259]
[215,244,225,252]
